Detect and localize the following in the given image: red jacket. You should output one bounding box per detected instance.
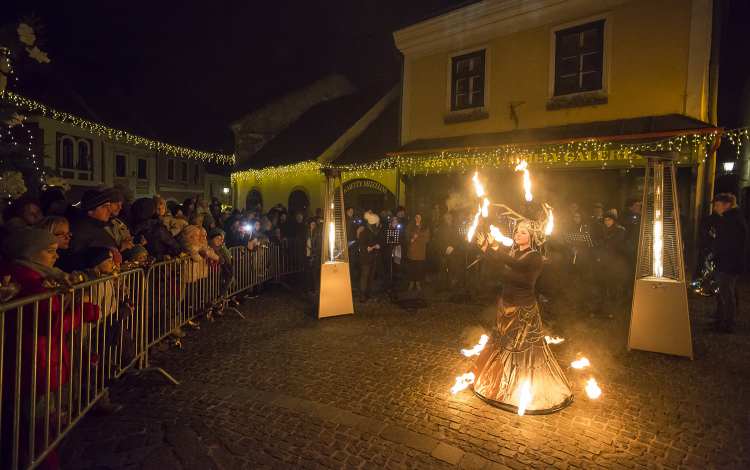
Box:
[3,265,99,397]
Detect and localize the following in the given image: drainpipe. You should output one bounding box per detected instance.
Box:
[702,0,722,214]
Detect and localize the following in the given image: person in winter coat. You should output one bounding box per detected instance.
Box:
[69,190,116,255]
[709,193,748,333]
[304,218,321,293]
[357,213,384,302]
[154,195,188,237]
[36,216,77,273]
[406,212,430,291]
[433,211,463,290]
[103,188,134,252]
[593,209,628,314]
[129,198,180,260]
[1,230,100,470]
[208,228,235,299]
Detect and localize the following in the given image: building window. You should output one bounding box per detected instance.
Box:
[115,154,127,177]
[61,138,74,169]
[193,163,200,184]
[450,50,485,111]
[77,141,90,170]
[137,158,148,179]
[181,161,188,182]
[167,158,175,181]
[553,19,605,97]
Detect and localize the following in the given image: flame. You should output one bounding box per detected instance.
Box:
[515,160,532,202]
[653,164,663,278]
[489,225,513,247]
[585,378,601,398]
[517,379,532,416]
[451,372,475,394]
[461,334,489,357]
[653,219,663,278]
[545,336,564,344]
[329,222,335,262]
[467,173,489,242]
[571,358,590,369]
[545,208,554,235]
[473,171,485,198]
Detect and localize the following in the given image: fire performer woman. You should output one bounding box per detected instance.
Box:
[471,221,573,414]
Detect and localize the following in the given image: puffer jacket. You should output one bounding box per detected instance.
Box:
[160,213,188,237]
[69,214,116,254]
[130,198,180,260]
[3,265,100,397]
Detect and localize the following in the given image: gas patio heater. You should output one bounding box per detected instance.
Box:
[319,168,354,318]
[628,151,692,359]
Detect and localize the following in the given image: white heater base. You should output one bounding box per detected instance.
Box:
[318,262,354,318]
[628,278,693,359]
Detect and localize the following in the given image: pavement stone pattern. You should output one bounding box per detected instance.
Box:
[56,277,750,470]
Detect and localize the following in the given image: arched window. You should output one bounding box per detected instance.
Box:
[62,138,74,168]
[288,188,309,216]
[246,189,262,211]
[77,141,90,170]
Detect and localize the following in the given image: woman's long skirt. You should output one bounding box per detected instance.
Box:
[469,299,573,414]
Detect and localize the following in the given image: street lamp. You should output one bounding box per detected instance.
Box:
[723,161,735,173]
[223,187,230,194]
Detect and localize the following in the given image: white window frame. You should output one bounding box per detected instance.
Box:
[59,135,93,181]
[445,43,491,116]
[548,12,611,102]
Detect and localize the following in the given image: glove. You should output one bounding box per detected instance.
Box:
[446,246,454,255]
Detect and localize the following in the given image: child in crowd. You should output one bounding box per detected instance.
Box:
[126,245,149,265]
[154,195,188,237]
[198,227,220,264]
[208,228,234,299]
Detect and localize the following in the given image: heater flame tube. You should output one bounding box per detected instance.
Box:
[653,163,663,278]
[329,222,335,262]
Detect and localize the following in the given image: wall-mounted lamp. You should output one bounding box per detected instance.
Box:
[223,187,230,194]
[723,162,735,172]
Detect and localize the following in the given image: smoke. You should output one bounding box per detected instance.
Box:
[446,192,473,212]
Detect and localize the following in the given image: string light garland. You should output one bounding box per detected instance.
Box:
[0,90,235,164]
[232,127,750,183]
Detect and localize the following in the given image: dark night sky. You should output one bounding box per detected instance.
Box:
[5,0,749,170]
[4,0,472,160]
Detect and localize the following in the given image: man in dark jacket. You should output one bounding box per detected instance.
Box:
[710,193,748,333]
[434,211,463,289]
[69,191,116,254]
[358,213,383,302]
[129,198,180,260]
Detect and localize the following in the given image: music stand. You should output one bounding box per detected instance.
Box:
[563,231,593,312]
[378,228,403,304]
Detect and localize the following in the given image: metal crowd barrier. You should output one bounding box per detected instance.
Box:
[0,237,304,470]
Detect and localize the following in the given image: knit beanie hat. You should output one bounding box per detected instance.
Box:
[79,190,110,212]
[152,195,166,207]
[207,228,224,240]
[180,225,200,243]
[126,245,148,262]
[1,228,58,262]
[189,211,204,225]
[80,246,114,269]
[603,209,618,221]
[367,213,380,225]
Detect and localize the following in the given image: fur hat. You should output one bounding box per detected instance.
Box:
[367,213,380,225]
[603,209,618,221]
[79,190,110,212]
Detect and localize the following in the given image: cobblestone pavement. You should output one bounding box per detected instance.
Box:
[58,276,750,470]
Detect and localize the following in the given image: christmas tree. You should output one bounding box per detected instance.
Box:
[0,15,52,199]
